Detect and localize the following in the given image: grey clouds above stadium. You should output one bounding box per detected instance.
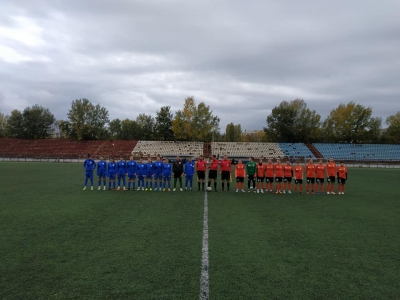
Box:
[1,0,399,130]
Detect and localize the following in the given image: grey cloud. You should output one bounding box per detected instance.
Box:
[0,0,399,131]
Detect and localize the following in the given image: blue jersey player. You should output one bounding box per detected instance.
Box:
[162,158,172,192]
[127,156,137,191]
[136,158,146,191]
[108,158,117,190]
[184,157,195,191]
[145,157,154,191]
[83,154,96,190]
[116,156,127,191]
[153,155,163,191]
[97,156,108,190]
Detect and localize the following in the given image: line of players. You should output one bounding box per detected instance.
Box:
[83,154,348,194]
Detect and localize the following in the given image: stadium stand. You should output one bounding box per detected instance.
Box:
[278,143,316,159]
[132,141,204,157]
[211,142,284,158]
[313,143,400,161]
[0,139,137,159]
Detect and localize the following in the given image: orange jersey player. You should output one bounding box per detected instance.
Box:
[264,159,275,193]
[274,159,284,194]
[235,160,246,192]
[283,160,293,194]
[256,160,266,193]
[306,159,316,194]
[326,157,337,194]
[293,161,304,194]
[337,162,348,195]
[315,160,326,194]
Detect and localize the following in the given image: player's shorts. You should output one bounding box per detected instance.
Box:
[208,170,217,180]
[306,177,315,184]
[173,172,183,179]
[128,173,136,180]
[97,170,107,178]
[316,178,325,183]
[146,172,153,179]
[284,177,292,183]
[185,175,193,181]
[236,176,244,183]
[108,172,116,180]
[328,176,336,183]
[117,172,125,178]
[275,177,283,183]
[221,171,230,181]
[257,176,265,182]
[85,171,93,178]
[197,171,205,180]
[295,179,303,184]
[138,175,144,180]
[338,177,346,184]
[163,175,171,181]
[154,173,163,180]
[266,177,274,183]
[248,174,255,181]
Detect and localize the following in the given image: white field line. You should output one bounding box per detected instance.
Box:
[199,188,209,300]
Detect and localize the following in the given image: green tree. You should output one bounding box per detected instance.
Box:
[384,111,400,143]
[155,106,174,140]
[21,105,55,139]
[172,97,220,141]
[61,98,109,140]
[121,119,140,140]
[0,112,9,137]
[136,114,155,140]
[109,119,122,139]
[6,110,24,138]
[322,102,382,143]
[225,122,242,142]
[264,99,321,142]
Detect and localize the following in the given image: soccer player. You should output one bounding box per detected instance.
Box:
[184,157,195,191]
[294,161,304,194]
[220,155,232,192]
[326,157,337,194]
[256,159,265,193]
[306,159,316,194]
[274,159,284,194]
[116,156,127,191]
[162,158,172,191]
[172,156,184,191]
[127,156,137,191]
[208,155,219,191]
[107,158,117,190]
[136,158,146,191]
[107,158,117,191]
[96,155,107,190]
[196,155,207,191]
[283,160,293,194]
[145,157,154,191]
[337,162,348,195]
[83,154,96,190]
[246,157,256,192]
[153,155,163,191]
[315,159,326,194]
[235,160,246,192]
[265,159,274,193]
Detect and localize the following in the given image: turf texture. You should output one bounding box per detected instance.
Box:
[0,163,399,299]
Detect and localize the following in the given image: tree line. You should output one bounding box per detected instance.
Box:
[0,97,399,143]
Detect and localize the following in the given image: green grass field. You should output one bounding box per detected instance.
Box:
[0,163,399,299]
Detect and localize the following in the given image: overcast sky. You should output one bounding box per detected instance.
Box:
[1,0,399,131]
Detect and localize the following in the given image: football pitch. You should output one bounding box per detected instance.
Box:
[0,163,399,299]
